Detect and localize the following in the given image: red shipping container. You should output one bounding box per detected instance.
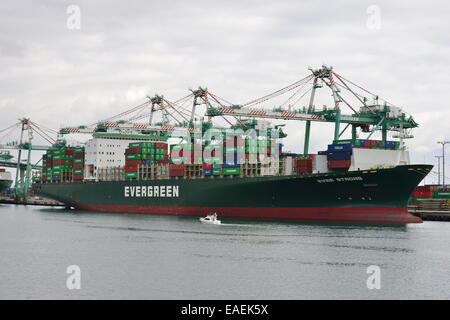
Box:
[169,170,184,177]
[412,191,432,198]
[297,159,313,169]
[327,160,351,169]
[125,148,142,154]
[73,163,84,170]
[203,163,213,170]
[297,167,312,174]
[125,165,138,172]
[365,140,376,147]
[65,149,74,155]
[0,168,5,172]
[125,159,142,166]
[155,142,167,148]
[73,174,84,180]
[73,153,85,159]
[170,164,185,170]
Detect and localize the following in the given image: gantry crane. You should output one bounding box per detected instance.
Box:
[206,65,417,154]
[0,118,64,198]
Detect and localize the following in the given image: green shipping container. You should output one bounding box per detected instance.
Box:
[125,154,143,160]
[52,170,61,176]
[125,172,138,179]
[128,142,142,148]
[74,147,85,153]
[129,142,154,148]
[73,158,84,164]
[73,169,84,175]
[433,191,450,199]
[222,167,241,175]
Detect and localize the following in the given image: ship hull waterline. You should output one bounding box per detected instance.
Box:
[33,164,432,224]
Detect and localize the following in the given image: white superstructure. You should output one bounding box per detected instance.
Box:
[84,135,163,181]
[0,170,12,181]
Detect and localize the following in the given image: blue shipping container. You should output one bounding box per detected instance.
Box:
[204,169,212,176]
[327,151,352,161]
[385,141,395,148]
[327,143,353,152]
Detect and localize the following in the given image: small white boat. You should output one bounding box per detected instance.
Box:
[200,212,221,225]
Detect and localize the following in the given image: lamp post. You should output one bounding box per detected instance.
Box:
[437,141,450,186]
[434,155,442,185]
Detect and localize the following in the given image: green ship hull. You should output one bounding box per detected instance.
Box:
[33,164,432,224]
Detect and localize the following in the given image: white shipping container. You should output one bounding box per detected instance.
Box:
[284,157,293,175]
[349,148,409,171]
[313,155,328,173]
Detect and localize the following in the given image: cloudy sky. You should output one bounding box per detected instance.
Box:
[1,0,449,183]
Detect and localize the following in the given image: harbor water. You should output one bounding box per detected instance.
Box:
[0,204,449,299]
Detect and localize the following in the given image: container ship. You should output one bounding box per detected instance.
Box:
[32,66,432,224]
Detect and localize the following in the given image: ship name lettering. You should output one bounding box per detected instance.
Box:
[317,178,335,183]
[124,186,179,198]
[336,176,363,182]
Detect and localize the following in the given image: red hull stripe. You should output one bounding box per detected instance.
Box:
[73,205,422,224]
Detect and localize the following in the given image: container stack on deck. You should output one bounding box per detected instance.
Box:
[326,143,352,171]
[72,147,85,181]
[335,139,400,150]
[167,137,281,178]
[40,147,85,183]
[124,142,169,179]
[37,137,409,183]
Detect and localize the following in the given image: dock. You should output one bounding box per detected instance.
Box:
[409,199,450,221]
[0,196,65,207]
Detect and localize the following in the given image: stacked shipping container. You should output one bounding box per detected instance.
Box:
[124,142,169,179]
[41,146,85,182]
[335,139,400,150]
[72,147,85,181]
[326,143,352,170]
